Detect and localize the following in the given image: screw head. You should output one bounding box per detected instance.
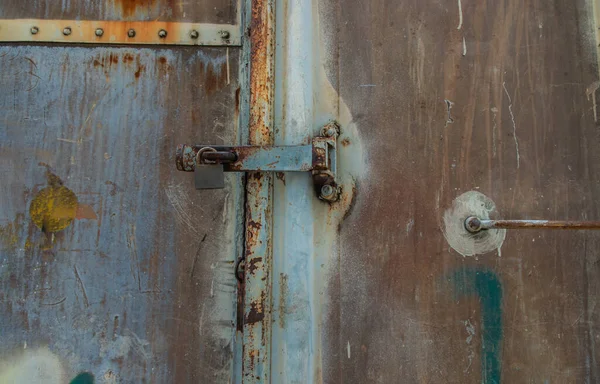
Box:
[158,29,168,38]
[127,29,136,38]
[220,30,230,39]
[63,27,72,36]
[190,30,199,39]
[95,28,104,37]
[30,26,39,35]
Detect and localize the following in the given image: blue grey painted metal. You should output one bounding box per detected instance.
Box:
[271,0,320,381]
[0,45,241,383]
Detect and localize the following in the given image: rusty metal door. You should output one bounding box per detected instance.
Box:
[0,1,243,383]
[250,0,600,384]
[4,0,600,383]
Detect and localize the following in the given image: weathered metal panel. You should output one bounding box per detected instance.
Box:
[0,45,241,382]
[312,0,600,383]
[0,0,238,24]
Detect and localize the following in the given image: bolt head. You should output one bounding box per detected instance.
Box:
[464,216,482,233]
[127,29,136,38]
[158,29,168,38]
[220,30,230,39]
[320,122,340,137]
[190,30,199,39]
[30,26,39,35]
[95,28,104,37]
[320,184,336,200]
[63,27,72,36]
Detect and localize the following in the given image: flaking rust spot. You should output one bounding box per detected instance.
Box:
[245,300,265,324]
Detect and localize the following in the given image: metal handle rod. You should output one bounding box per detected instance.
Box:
[464,216,600,233]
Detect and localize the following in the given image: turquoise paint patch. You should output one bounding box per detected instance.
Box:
[69,372,95,384]
[449,267,503,384]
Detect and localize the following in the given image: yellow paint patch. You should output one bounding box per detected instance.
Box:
[30,186,78,233]
[29,166,79,233]
[0,222,20,248]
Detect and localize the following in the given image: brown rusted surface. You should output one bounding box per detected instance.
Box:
[319,0,600,383]
[0,39,240,384]
[312,145,328,171]
[245,299,266,324]
[1,0,237,23]
[248,0,274,145]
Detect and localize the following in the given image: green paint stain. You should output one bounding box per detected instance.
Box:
[69,372,94,384]
[449,267,503,384]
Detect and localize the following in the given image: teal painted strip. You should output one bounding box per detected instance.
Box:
[69,372,94,384]
[449,267,503,384]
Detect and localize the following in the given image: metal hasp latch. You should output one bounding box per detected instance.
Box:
[175,122,341,202]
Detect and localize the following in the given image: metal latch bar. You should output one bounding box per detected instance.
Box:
[465,216,600,233]
[176,145,315,172]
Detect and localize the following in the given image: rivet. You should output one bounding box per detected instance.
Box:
[127,29,136,38]
[30,26,39,35]
[190,30,199,39]
[158,29,168,38]
[220,30,230,39]
[63,27,72,36]
[95,28,104,37]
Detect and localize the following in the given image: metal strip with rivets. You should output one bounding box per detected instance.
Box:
[0,19,241,46]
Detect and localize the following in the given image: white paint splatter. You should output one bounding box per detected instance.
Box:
[444,99,454,128]
[347,341,351,359]
[462,37,467,56]
[586,81,600,122]
[464,350,475,373]
[0,349,65,384]
[491,107,498,157]
[226,47,230,85]
[503,82,520,168]
[406,218,415,234]
[457,0,463,30]
[464,319,475,344]
[165,184,201,235]
[442,191,506,257]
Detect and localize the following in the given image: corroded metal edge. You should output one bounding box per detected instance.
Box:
[0,19,241,46]
[242,0,275,381]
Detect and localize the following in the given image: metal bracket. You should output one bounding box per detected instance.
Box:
[0,19,241,46]
[175,122,341,202]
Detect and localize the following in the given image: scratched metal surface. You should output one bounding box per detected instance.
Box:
[0,0,238,23]
[314,0,600,383]
[0,45,241,382]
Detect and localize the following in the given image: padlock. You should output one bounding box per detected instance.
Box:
[194,147,225,189]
